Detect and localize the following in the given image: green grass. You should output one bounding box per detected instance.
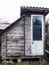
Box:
[0,61,43,65]
[16,61,42,65]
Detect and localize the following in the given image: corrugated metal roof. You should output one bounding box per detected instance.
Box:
[0,23,10,30]
[21,6,49,9]
[21,6,49,16]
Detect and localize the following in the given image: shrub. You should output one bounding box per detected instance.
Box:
[2,60,14,65]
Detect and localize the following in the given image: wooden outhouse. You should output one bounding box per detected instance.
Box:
[0,7,49,60]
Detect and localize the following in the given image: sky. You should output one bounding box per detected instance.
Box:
[0,0,49,23]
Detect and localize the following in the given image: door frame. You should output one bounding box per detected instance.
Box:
[31,14,44,56]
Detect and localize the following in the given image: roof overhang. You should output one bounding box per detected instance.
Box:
[21,6,49,16]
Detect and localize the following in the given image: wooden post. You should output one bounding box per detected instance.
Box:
[17,59,21,65]
[39,57,42,65]
[17,59,21,62]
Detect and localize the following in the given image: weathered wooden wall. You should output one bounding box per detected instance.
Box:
[1,15,33,59]
[1,33,7,59]
[1,18,24,59]
[25,16,31,56]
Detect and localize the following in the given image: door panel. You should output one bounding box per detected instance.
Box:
[31,15,44,56]
[31,42,36,56]
[36,41,44,55]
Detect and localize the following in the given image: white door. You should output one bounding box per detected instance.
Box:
[31,41,37,56]
[31,15,44,56]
